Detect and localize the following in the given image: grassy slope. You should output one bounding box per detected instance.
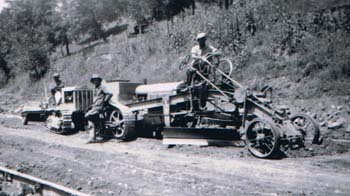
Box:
[1,1,350,114]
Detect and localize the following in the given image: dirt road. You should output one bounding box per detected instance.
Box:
[0,121,350,196]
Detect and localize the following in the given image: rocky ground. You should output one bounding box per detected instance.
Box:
[0,113,349,196]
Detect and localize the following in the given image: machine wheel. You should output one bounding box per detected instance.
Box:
[217,59,233,77]
[215,59,233,86]
[179,54,191,70]
[290,113,320,144]
[245,119,280,158]
[109,110,137,141]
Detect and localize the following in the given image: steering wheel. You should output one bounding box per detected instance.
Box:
[179,54,192,70]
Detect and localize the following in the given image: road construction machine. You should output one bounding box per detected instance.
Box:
[22,86,93,133]
[94,53,320,158]
[22,53,320,158]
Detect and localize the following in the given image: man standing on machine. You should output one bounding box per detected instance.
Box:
[191,32,218,58]
[186,33,219,110]
[186,32,219,86]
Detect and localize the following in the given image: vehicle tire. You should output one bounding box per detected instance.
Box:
[109,110,137,141]
[290,113,320,144]
[245,119,280,158]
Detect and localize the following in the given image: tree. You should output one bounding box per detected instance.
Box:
[68,0,128,42]
[0,10,12,82]
[0,0,59,80]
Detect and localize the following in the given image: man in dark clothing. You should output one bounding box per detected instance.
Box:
[85,74,113,143]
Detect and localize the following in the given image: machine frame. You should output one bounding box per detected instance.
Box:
[101,53,320,158]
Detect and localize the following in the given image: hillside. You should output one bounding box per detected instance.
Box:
[0,0,350,116]
[1,2,350,196]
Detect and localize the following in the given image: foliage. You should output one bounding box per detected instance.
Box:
[0,0,58,81]
[0,0,350,95]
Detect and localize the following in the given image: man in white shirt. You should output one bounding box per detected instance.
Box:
[191,32,218,58]
[184,33,218,110]
[186,32,218,86]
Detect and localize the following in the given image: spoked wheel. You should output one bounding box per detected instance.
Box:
[197,61,211,76]
[217,59,233,77]
[179,54,192,70]
[110,110,125,138]
[215,59,234,86]
[109,110,137,141]
[290,113,320,144]
[245,119,280,158]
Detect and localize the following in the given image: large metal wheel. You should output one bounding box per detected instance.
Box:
[179,54,191,70]
[245,119,280,158]
[217,59,233,77]
[109,110,136,141]
[215,59,234,86]
[290,113,320,144]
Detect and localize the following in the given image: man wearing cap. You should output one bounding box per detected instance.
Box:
[184,33,219,110]
[191,32,218,58]
[85,74,113,143]
[185,32,219,86]
[50,73,65,105]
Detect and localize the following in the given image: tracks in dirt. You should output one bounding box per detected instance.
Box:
[0,125,350,196]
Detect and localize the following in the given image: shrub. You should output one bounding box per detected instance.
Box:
[27,48,50,81]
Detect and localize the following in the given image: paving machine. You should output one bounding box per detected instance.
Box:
[99,53,320,158]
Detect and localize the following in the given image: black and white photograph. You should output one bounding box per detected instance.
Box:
[0,0,349,195]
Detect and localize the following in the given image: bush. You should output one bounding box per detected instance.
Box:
[28,48,50,81]
[300,31,350,80]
